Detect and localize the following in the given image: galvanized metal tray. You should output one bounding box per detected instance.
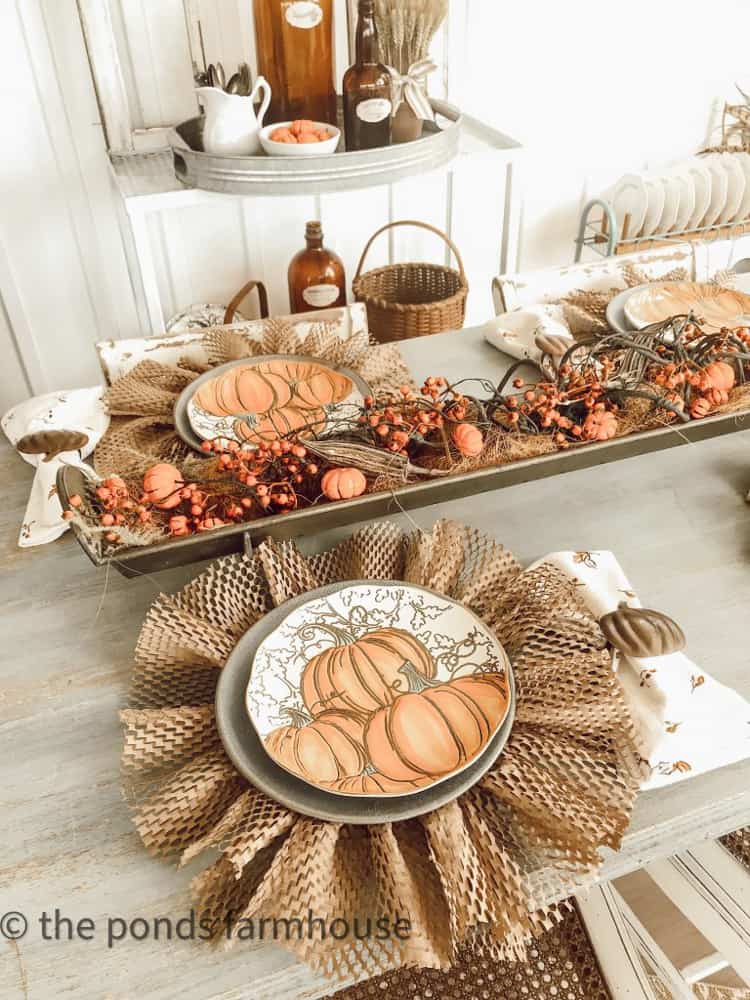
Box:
[57,405,750,578]
[168,99,463,196]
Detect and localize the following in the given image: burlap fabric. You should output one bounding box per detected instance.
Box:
[95,318,411,481]
[120,519,641,986]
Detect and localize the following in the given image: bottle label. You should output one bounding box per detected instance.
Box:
[303,283,340,307]
[356,98,392,124]
[285,1,323,29]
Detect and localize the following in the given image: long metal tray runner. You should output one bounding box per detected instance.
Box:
[57,324,750,577]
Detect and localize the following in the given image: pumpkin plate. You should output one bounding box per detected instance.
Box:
[623,281,750,332]
[216,581,515,823]
[174,354,370,452]
[247,582,513,798]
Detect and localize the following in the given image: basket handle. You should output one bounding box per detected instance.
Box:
[354,220,466,283]
[224,280,269,325]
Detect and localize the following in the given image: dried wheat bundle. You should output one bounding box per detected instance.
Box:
[375,0,448,73]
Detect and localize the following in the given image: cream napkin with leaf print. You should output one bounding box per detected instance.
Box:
[532,550,750,791]
[2,387,108,547]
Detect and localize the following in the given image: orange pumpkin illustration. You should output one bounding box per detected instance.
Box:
[300,625,436,717]
[264,708,367,783]
[234,405,327,444]
[364,667,509,782]
[194,359,353,419]
[324,771,432,795]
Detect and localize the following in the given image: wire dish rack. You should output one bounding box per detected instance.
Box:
[575,196,750,261]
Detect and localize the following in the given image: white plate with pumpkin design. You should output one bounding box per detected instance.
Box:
[246,582,512,798]
[174,354,370,452]
[623,281,750,332]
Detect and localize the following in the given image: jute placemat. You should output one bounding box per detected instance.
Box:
[120,519,641,986]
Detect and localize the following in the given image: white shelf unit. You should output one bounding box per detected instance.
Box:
[77,0,522,337]
[110,117,523,336]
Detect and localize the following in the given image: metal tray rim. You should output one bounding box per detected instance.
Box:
[57,404,750,576]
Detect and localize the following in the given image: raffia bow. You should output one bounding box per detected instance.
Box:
[389,59,436,121]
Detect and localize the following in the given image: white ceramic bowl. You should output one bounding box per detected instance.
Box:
[259,121,341,157]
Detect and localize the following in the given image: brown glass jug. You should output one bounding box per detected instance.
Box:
[288,221,346,314]
[253,0,337,125]
[342,0,393,151]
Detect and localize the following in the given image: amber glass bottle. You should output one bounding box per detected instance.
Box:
[288,222,346,313]
[342,0,392,151]
[253,0,337,124]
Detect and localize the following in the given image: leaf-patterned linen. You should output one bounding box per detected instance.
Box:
[2,387,109,547]
[532,550,750,791]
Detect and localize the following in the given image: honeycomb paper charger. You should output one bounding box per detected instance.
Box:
[120,519,641,986]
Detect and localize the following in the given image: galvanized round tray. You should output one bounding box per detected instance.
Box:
[215,580,516,824]
[168,99,462,197]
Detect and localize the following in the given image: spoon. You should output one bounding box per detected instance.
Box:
[215,61,226,90]
[226,72,241,94]
[238,62,252,96]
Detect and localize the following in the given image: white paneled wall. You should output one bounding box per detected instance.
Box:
[452,0,750,269]
[2,0,750,412]
[0,0,138,409]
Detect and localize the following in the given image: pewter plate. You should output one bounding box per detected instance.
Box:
[216,581,516,824]
[606,287,640,335]
[174,354,372,452]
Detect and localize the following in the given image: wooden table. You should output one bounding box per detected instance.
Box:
[3,333,750,998]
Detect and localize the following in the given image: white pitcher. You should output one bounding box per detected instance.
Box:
[196,77,272,156]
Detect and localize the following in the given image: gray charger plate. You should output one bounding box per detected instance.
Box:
[174,354,373,453]
[216,580,516,824]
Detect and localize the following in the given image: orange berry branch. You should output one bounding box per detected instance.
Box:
[63,313,749,549]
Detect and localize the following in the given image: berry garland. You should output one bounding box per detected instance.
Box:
[64,314,750,549]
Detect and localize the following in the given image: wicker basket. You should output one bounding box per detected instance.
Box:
[353,220,468,343]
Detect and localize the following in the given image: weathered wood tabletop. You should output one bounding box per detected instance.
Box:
[3,330,750,999]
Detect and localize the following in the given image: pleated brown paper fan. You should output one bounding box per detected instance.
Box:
[120,519,641,985]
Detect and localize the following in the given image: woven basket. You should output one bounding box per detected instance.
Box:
[353,220,469,343]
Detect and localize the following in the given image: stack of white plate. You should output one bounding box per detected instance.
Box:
[608,152,750,240]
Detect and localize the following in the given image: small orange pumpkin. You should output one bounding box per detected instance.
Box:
[321,467,367,500]
[143,463,183,509]
[301,626,436,717]
[264,708,367,783]
[452,423,484,457]
[324,771,432,795]
[690,395,712,419]
[365,668,510,782]
[583,410,617,442]
[703,361,735,393]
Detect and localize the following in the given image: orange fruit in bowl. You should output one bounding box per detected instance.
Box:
[291,119,315,137]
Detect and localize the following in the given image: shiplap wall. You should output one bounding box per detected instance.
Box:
[2,0,750,412]
[0,0,140,408]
